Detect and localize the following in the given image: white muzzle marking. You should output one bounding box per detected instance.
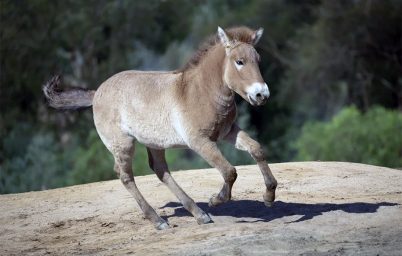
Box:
[246,82,270,105]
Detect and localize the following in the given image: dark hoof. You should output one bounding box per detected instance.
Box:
[196,212,213,225]
[208,194,227,207]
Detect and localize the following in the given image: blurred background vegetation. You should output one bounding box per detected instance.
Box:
[1,0,401,194]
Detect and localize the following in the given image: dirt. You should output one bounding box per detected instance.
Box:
[1,162,401,255]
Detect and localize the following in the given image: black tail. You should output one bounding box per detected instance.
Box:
[43,75,95,110]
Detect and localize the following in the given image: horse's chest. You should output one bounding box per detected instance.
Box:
[202,104,237,141]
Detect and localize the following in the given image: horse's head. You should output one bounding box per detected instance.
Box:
[218,26,269,106]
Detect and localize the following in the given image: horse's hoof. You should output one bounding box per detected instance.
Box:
[196,212,212,225]
[208,194,225,207]
[264,201,274,207]
[156,221,170,230]
[263,189,275,203]
[263,188,275,207]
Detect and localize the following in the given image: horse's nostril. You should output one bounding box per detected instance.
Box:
[256,93,262,99]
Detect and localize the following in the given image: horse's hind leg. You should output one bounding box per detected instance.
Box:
[112,136,169,230]
[147,148,212,225]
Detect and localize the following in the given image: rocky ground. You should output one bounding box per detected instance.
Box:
[1,162,401,255]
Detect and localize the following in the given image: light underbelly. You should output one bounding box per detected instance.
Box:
[120,109,186,149]
[135,129,187,149]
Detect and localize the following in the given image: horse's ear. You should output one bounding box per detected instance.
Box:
[217,26,231,48]
[252,27,264,45]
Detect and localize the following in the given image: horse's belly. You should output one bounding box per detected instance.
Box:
[135,128,187,149]
[120,110,186,149]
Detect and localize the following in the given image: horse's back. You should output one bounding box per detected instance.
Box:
[96,70,180,92]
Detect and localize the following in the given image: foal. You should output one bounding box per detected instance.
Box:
[44,26,277,229]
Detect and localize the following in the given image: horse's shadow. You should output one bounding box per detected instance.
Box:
[160,200,398,223]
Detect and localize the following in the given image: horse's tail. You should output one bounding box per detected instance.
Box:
[43,75,95,110]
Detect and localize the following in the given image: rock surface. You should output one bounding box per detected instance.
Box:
[1,162,401,255]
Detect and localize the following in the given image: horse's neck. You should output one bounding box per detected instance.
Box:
[183,46,234,108]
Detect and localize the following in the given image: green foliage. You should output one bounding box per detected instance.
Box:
[68,129,169,185]
[68,130,115,185]
[0,131,68,193]
[1,1,401,193]
[279,0,402,119]
[296,106,402,168]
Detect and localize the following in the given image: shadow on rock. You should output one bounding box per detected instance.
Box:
[160,200,398,223]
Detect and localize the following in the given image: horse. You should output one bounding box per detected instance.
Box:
[43,26,277,230]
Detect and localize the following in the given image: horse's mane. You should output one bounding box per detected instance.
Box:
[180,26,256,71]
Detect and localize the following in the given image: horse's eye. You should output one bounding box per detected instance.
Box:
[235,60,244,66]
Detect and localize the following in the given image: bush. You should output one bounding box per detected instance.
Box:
[68,129,163,185]
[295,106,402,168]
[0,132,68,193]
[68,130,116,185]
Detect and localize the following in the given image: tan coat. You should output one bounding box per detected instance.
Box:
[43,26,277,230]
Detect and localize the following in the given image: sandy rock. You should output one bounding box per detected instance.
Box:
[1,162,401,255]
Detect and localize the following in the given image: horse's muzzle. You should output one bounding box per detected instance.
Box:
[248,93,269,106]
[246,82,270,106]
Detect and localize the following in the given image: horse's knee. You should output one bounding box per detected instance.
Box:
[119,171,133,185]
[250,142,265,162]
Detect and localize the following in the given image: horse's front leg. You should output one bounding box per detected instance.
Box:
[189,139,237,207]
[224,124,277,207]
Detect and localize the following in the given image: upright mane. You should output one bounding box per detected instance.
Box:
[180,26,256,71]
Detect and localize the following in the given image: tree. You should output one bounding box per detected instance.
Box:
[295,106,402,168]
